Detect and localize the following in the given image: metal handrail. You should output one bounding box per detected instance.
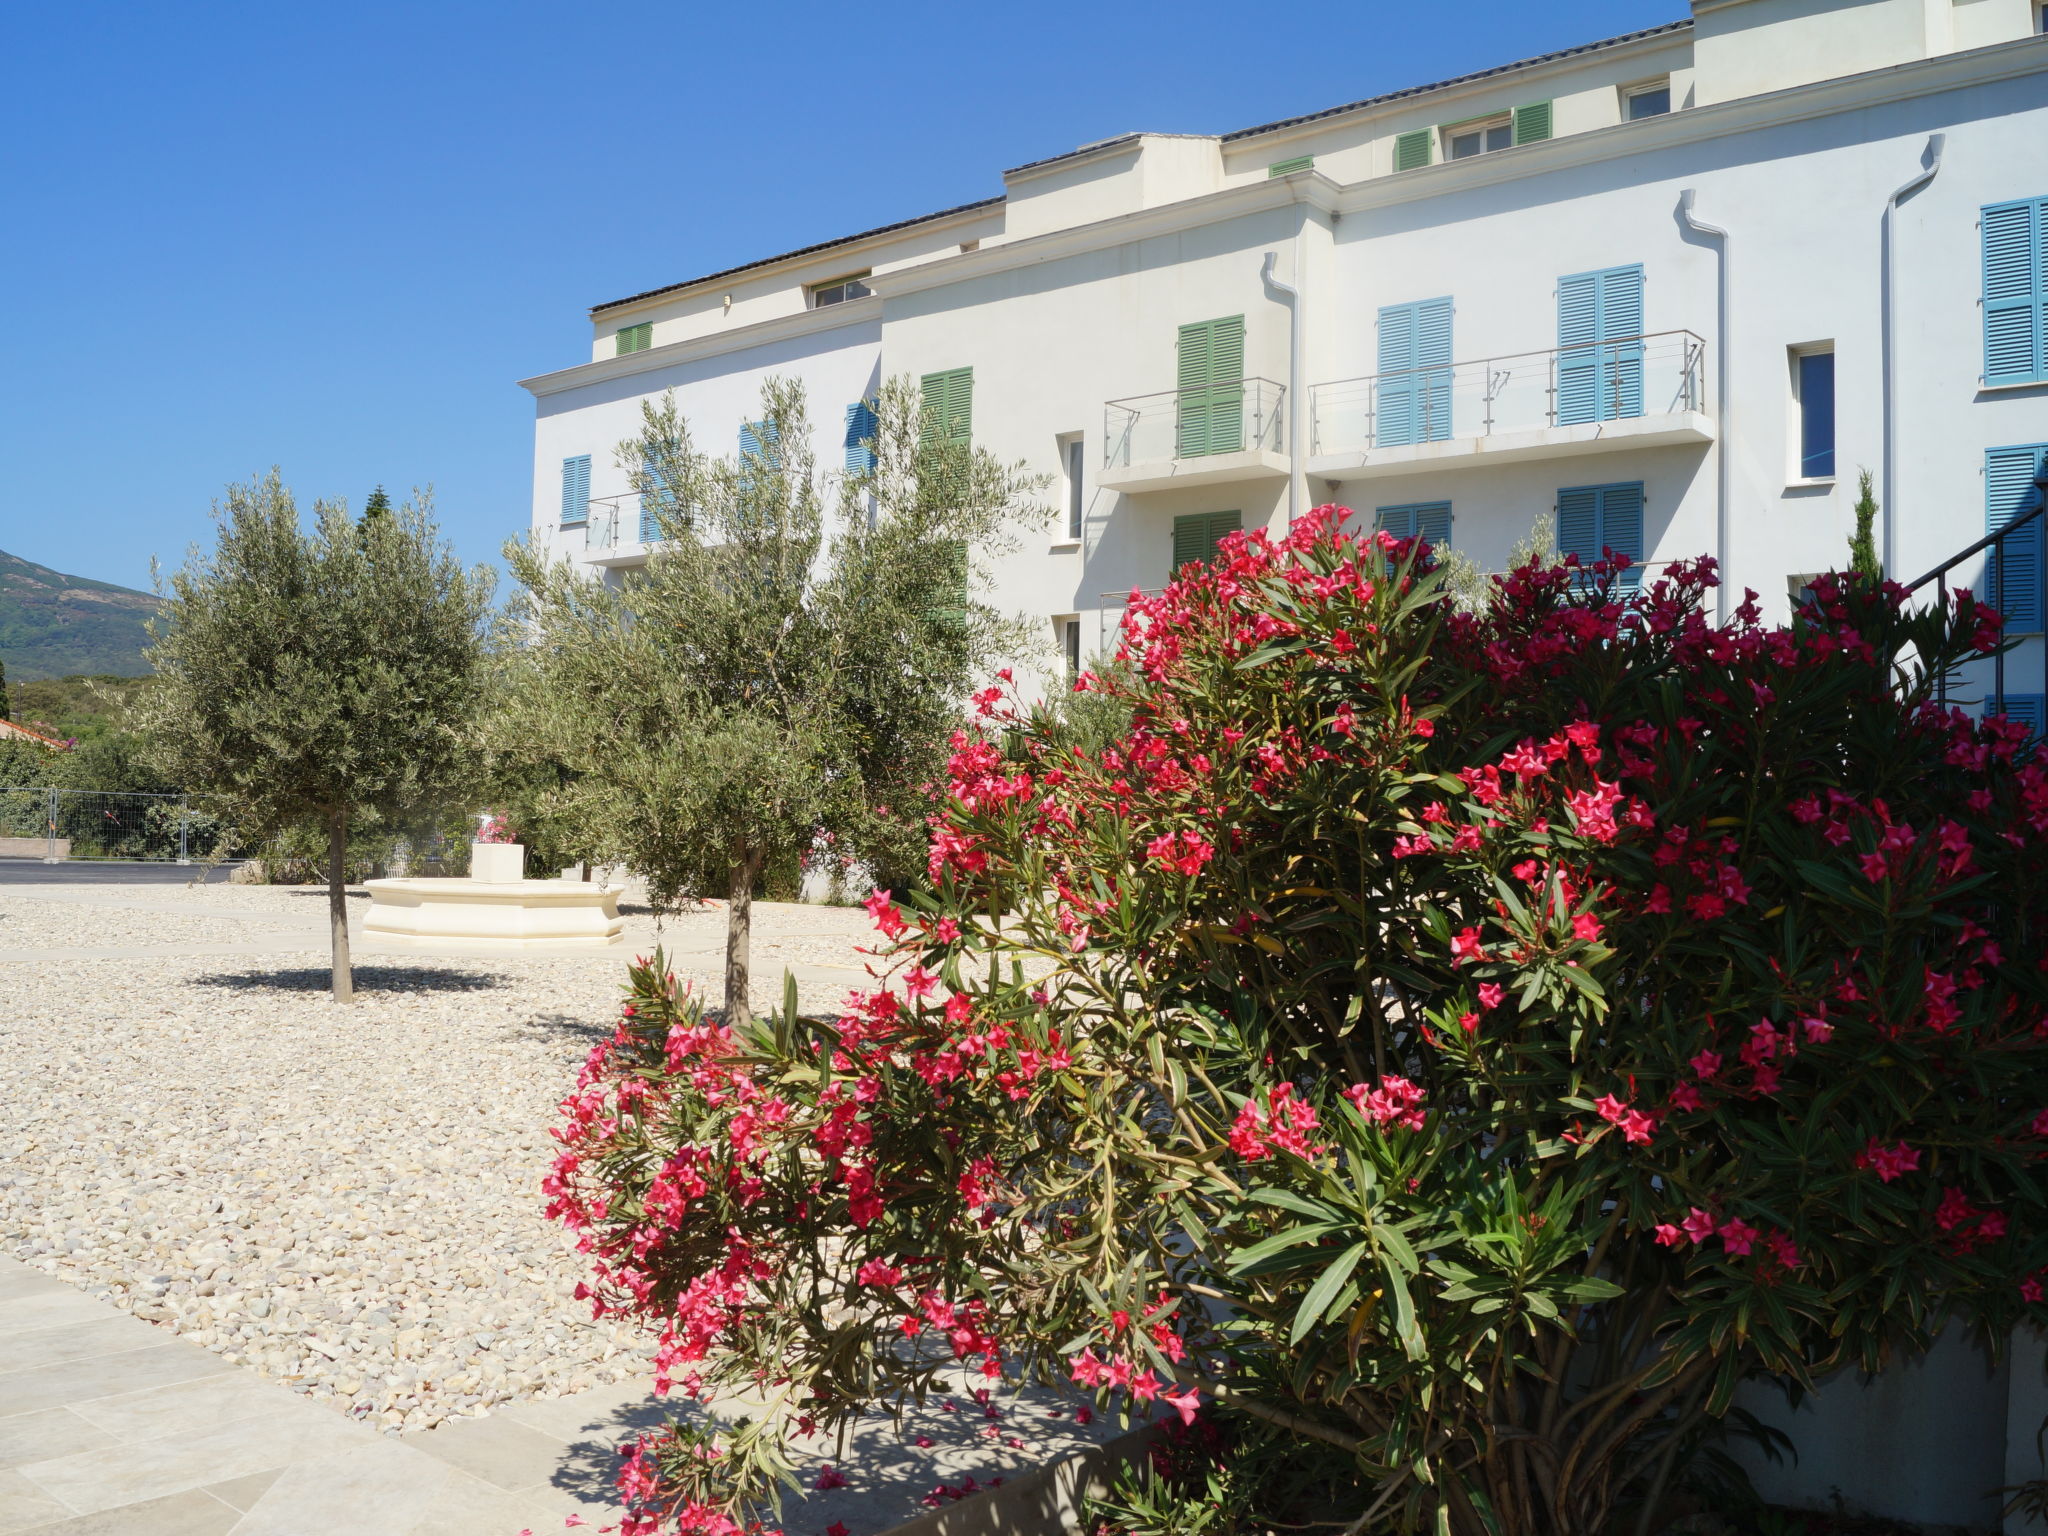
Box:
[1903,465,2048,720]
[1101,377,1286,470]
[1316,331,1701,392]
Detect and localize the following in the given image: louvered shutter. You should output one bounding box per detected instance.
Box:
[1513,102,1553,145]
[1599,481,1645,588]
[1177,318,1245,458]
[1268,155,1313,177]
[1983,199,2046,386]
[1557,267,1643,424]
[844,400,878,473]
[1984,444,2046,629]
[1556,274,1600,425]
[1556,486,1599,569]
[1992,693,2045,739]
[1416,298,1453,442]
[1171,511,1241,575]
[1601,266,1645,419]
[919,368,973,445]
[1375,503,1452,549]
[560,455,591,525]
[1394,130,1432,172]
[1376,303,1419,447]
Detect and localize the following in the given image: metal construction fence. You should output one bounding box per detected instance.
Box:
[0,788,224,863]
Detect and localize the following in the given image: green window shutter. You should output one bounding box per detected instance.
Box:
[615,323,651,355]
[919,368,974,445]
[925,538,970,629]
[1268,155,1313,177]
[1171,511,1242,575]
[1513,101,1553,145]
[1984,443,2046,629]
[1394,129,1433,172]
[1177,317,1246,458]
[1983,198,2047,386]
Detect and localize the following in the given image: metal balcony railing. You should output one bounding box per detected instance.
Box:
[584,492,662,553]
[1309,331,1707,456]
[1905,463,2047,731]
[1103,378,1285,471]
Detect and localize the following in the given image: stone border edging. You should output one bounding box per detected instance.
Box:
[878,1420,1162,1536]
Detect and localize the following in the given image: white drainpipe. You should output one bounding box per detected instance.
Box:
[1882,134,1946,577]
[1262,239,1305,525]
[1678,189,1731,622]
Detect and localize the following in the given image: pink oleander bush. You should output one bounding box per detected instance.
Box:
[545,508,2048,1536]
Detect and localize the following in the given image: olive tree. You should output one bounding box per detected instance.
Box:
[503,375,1046,1025]
[142,472,494,1001]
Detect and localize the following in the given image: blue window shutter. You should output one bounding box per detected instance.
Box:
[1376,298,1451,447]
[1983,199,2047,386]
[1558,482,1643,587]
[1556,486,1599,565]
[1984,443,2046,629]
[1991,693,2045,740]
[844,400,878,473]
[640,505,661,543]
[1599,481,1646,588]
[1376,502,1452,549]
[1557,266,1643,425]
[741,420,782,469]
[560,455,590,525]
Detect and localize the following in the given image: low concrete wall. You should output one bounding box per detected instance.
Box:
[0,837,67,859]
[1732,1324,2046,1532]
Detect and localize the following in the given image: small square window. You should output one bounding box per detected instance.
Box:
[809,274,873,309]
[1626,82,1672,120]
[615,322,651,355]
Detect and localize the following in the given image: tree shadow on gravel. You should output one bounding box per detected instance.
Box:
[516,1010,610,1045]
[188,964,509,994]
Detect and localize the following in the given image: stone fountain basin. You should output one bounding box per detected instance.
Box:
[363,878,626,951]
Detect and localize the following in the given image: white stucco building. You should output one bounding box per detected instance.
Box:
[521,0,2048,725]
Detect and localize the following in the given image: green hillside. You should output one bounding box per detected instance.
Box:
[0,548,158,681]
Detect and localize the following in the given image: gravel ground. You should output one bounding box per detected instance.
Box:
[0,887,880,1436]
[0,892,311,948]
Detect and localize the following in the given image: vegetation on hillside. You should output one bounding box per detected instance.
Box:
[0,547,158,681]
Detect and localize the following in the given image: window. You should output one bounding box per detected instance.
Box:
[1992,694,2045,739]
[2038,2,2047,33]
[1983,197,2048,386]
[560,455,591,526]
[1557,265,1645,425]
[1625,81,1672,119]
[1063,436,1086,539]
[920,368,974,445]
[1171,511,1241,576]
[844,400,878,474]
[809,273,872,308]
[1377,298,1454,446]
[740,419,782,471]
[1984,443,2046,630]
[1063,619,1082,678]
[1268,155,1314,177]
[1556,482,1646,588]
[1177,317,1247,457]
[1446,116,1512,160]
[1375,502,1453,550]
[615,323,652,356]
[1793,347,1836,479]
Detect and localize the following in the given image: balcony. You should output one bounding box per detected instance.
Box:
[1308,331,1712,483]
[581,493,660,567]
[1100,377,1288,495]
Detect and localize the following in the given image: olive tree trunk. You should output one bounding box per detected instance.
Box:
[724,844,765,1026]
[327,811,354,1004]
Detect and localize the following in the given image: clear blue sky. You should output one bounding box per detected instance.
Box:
[0,0,1675,594]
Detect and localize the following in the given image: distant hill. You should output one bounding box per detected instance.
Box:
[0,548,159,682]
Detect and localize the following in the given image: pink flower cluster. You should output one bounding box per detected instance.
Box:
[1344,1074,1426,1132]
[1229,1083,1325,1161]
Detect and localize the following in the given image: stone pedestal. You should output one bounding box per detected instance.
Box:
[362,877,624,951]
[469,842,526,882]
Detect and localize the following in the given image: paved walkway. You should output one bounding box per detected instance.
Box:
[0,1254,628,1534]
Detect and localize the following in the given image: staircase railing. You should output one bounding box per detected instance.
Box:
[1903,464,2047,720]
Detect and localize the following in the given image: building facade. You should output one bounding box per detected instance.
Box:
[521,0,2048,719]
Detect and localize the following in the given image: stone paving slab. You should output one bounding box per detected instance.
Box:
[1,1256,1150,1536]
